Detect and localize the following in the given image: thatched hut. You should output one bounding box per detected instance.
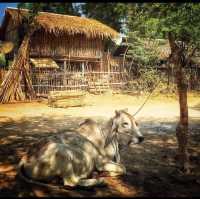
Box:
[0,7,127,96]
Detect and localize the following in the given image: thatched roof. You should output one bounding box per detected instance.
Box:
[1,7,119,40]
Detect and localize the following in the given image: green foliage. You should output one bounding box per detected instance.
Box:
[126,31,159,67]
[125,67,177,93]
[126,3,200,95]
[125,68,162,92]
[17,3,43,27]
[0,53,6,67]
[16,3,42,47]
[136,68,161,91]
[127,3,200,46]
[104,39,118,54]
[81,3,128,32]
[18,3,81,16]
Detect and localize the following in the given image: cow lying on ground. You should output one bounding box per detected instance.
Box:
[18,109,144,188]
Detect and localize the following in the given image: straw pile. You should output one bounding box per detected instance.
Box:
[48,90,86,108]
[0,32,36,103]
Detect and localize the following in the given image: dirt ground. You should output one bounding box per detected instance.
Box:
[0,92,200,197]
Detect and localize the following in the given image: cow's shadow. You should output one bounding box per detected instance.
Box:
[0,115,200,197]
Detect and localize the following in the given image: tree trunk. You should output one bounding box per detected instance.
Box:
[168,33,190,173]
[175,65,190,173]
[167,62,170,91]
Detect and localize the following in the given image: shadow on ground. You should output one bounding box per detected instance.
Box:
[0,115,200,197]
[190,103,200,112]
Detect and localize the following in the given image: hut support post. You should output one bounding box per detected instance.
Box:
[100,58,103,72]
[81,62,85,76]
[108,50,110,73]
[64,60,67,86]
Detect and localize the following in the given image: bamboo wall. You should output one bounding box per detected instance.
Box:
[30,30,104,59]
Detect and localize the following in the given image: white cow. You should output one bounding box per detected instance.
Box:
[18,109,144,188]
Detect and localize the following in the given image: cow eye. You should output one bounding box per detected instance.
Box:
[135,121,139,126]
[122,122,129,126]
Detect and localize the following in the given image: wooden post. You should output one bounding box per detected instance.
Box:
[168,32,190,173]
[176,65,189,173]
[108,50,110,73]
[100,56,103,72]
[64,60,67,86]
[107,51,111,88]
[81,62,85,76]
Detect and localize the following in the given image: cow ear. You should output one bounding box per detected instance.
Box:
[115,110,120,116]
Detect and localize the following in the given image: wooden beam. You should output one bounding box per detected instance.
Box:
[30,55,102,62]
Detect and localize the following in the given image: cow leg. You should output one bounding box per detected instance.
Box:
[77,178,106,187]
[63,174,79,187]
[63,175,106,187]
[104,136,121,163]
[62,164,80,187]
[97,161,126,177]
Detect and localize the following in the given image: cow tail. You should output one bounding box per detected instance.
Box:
[17,159,69,192]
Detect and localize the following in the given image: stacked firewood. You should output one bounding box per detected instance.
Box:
[0,33,36,103]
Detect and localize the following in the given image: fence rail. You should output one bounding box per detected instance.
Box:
[1,68,200,98]
[25,70,129,96]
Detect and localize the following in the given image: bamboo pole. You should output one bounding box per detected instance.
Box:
[0,28,36,103]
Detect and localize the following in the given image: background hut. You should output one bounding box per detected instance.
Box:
[0,7,128,96]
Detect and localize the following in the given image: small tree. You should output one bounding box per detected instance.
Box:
[123,31,162,92]
[0,53,6,68]
[127,3,200,173]
[126,31,160,67]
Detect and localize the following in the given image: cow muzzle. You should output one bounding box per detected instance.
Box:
[128,135,144,146]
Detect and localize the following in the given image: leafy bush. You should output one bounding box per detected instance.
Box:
[0,53,6,67]
[125,67,177,94]
[125,31,160,67]
[136,68,160,91]
[125,68,161,92]
[123,31,176,93]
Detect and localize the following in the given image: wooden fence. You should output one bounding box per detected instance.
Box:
[24,70,129,96]
[1,67,200,98]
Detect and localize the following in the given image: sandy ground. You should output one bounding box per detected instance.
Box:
[0,92,199,121]
[0,92,200,197]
